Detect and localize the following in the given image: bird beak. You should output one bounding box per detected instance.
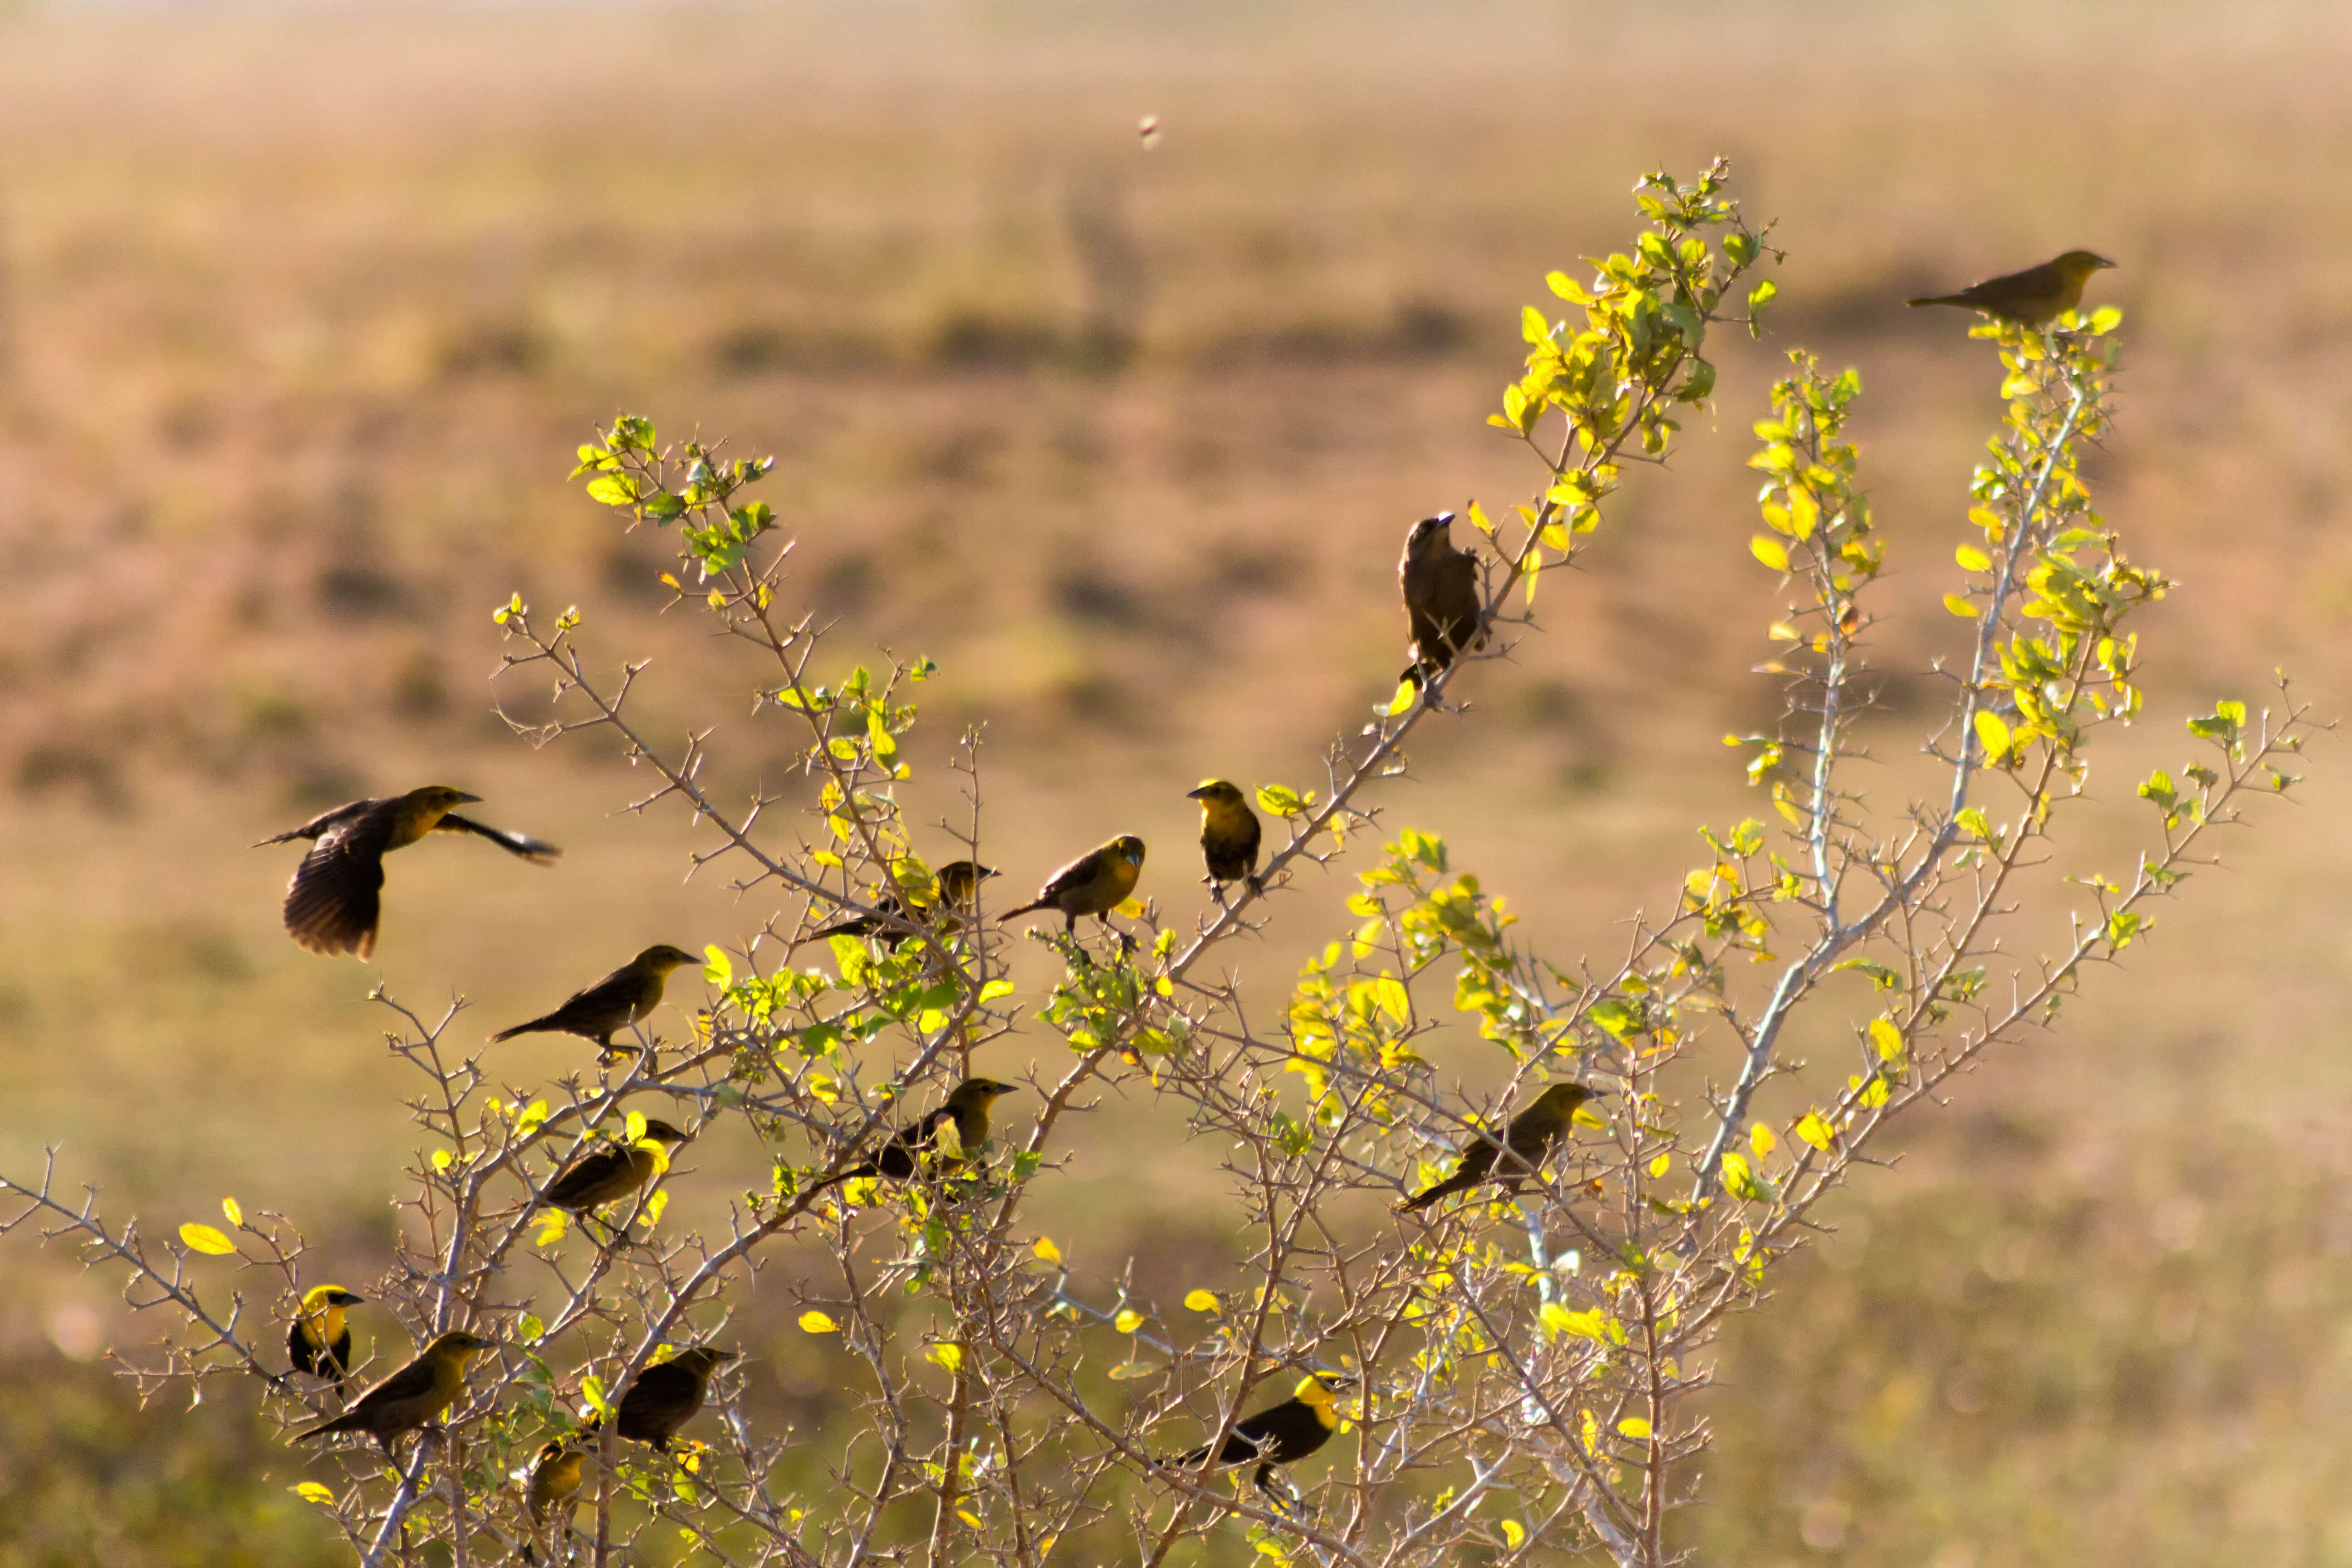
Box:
[1185,785,1210,800]
[453,791,484,804]
[2093,255,2117,270]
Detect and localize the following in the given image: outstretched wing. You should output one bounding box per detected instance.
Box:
[436,813,562,864]
[283,808,395,957]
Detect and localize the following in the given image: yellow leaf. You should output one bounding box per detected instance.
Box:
[798,1310,838,1334]
[1500,1519,1526,1549]
[1370,975,1410,1024]
[1869,1017,1905,1061]
[1954,544,1991,571]
[1794,1111,1835,1151]
[178,1223,237,1256]
[1617,1416,1652,1438]
[534,1210,569,1248]
[1749,535,1789,572]
[220,1197,243,1228]
[1032,1236,1062,1265]
[1943,593,1980,617]
[928,1343,965,1374]
[1114,897,1147,919]
[1646,1151,1671,1178]
[957,1510,982,1529]
[1766,621,1799,642]
[431,1149,453,1173]
[1972,710,2011,762]
[1748,1122,1777,1158]
[293,1481,337,1505]
[1115,1309,1143,1333]
[1183,1289,1219,1313]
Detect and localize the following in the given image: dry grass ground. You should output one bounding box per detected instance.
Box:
[4,1,2352,1562]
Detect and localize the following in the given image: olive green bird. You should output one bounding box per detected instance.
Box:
[1399,513,1485,689]
[813,1078,1020,1192]
[288,1284,364,1393]
[811,860,998,945]
[1187,781,1262,894]
[292,1329,495,1455]
[257,786,560,958]
[490,945,700,1058]
[594,1348,739,1452]
[1170,1372,1354,1508]
[1395,1084,1606,1213]
[521,1440,584,1565]
[542,1119,691,1215]
[1907,250,2116,326]
[1003,836,1146,941]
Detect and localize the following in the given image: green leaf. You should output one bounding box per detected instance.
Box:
[584,475,637,507]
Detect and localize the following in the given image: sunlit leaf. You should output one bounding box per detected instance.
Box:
[178,1224,236,1256]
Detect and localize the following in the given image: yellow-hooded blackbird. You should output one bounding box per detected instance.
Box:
[293,1329,494,1455]
[1171,1372,1353,1506]
[1907,250,2116,325]
[543,1119,691,1215]
[1399,514,1485,688]
[597,1348,738,1452]
[491,945,699,1058]
[288,1284,364,1393]
[811,860,997,946]
[520,1439,584,1564]
[1395,1083,1605,1213]
[1003,836,1145,941]
[257,786,560,958]
[814,1078,1019,1192]
[1186,782,1262,894]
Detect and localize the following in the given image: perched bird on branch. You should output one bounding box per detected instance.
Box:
[288,1284,364,1394]
[490,945,700,1058]
[521,1440,584,1564]
[292,1329,494,1455]
[595,1348,739,1452]
[813,1078,1020,1192]
[256,786,559,959]
[1394,1083,1606,1214]
[543,1119,691,1215]
[1186,781,1262,895]
[1003,836,1146,942]
[810,860,997,946]
[1170,1372,1353,1507]
[1399,513,1485,689]
[1906,250,2116,326]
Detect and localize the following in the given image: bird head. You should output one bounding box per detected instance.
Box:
[1536,1083,1608,1127]
[426,1329,496,1362]
[405,785,483,813]
[1404,513,1458,562]
[1293,1371,1358,1408]
[637,1118,693,1147]
[937,861,999,902]
[667,1347,740,1378]
[301,1284,366,1312]
[1187,780,1246,809]
[951,1078,1022,1108]
[635,945,700,973]
[1109,835,1147,867]
[2055,250,2117,279]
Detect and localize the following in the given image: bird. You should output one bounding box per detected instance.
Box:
[1906,250,2117,326]
[288,1284,364,1393]
[490,945,700,1058]
[292,1328,495,1455]
[1169,1372,1354,1508]
[1399,513,1485,689]
[542,1119,692,1216]
[1186,782,1262,895]
[594,1348,739,1452]
[810,860,998,946]
[813,1078,1020,1192]
[256,786,560,959]
[521,1440,584,1564]
[1002,836,1146,944]
[1395,1084,1606,1214]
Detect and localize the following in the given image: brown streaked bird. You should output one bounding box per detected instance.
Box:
[595,1348,739,1452]
[1399,513,1485,689]
[521,1439,584,1564]
[1394,1083,1606,1214]
[1002,836,1146,943]
[813,1078,1020,1193]
[542,1119,692,1216]
[288,1284,364,1394]
[292,1329,494,1455]
[256,786,559,959]
[1168,1372,1354,1509]
[1186,781,1262,894]
[490,945,700,1058]
[810,860,998,946]
[1906,250,2116,326]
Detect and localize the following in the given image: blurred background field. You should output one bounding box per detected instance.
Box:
[5,0,2352,1561]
